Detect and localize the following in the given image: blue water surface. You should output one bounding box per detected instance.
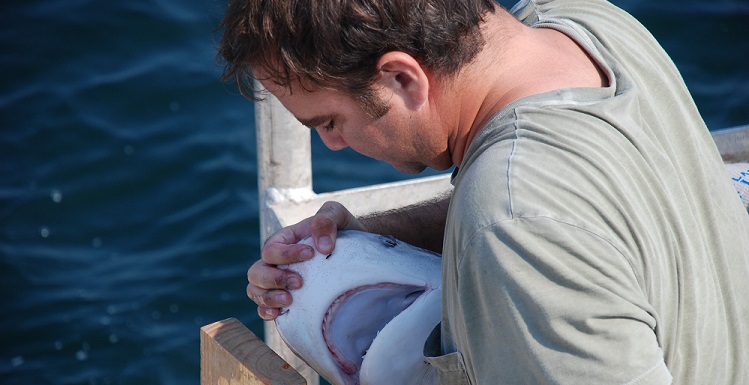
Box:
[0,0,747,384]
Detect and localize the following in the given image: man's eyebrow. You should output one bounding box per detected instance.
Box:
[297,114,334,128]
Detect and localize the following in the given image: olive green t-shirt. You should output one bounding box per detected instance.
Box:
[430,0,749,384]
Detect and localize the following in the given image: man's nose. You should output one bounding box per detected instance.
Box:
[318,130,347,151]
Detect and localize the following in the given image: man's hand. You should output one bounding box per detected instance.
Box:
[247,201,366,320]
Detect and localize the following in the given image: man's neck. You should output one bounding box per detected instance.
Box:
[443,8,607,168]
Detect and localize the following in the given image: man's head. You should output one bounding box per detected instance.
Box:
[217,0,496,117]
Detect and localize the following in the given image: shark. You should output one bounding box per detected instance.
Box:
[274,230,442,385]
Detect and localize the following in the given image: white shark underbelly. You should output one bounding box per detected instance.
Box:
[274,230,442,385]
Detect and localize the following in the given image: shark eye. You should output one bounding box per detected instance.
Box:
[379,235,398,248]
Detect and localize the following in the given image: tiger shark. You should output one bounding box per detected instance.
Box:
[274,230,442,385]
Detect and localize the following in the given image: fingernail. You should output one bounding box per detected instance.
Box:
[274,292,288,304]
[286,276,301,290]
[318,236,332,252]
[300,247,314,260]
[262,308,275,320]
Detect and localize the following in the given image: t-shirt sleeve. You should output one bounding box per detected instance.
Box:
[453,216,672,384]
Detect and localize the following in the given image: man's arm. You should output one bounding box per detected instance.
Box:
[248,193,450,320]
[361,192,450,253]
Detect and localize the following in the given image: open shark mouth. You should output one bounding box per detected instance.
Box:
[322,283,428,377]
[274,230,442,385]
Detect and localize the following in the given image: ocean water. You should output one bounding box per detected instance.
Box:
[0,0,746,384]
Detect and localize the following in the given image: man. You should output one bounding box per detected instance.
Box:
[218,0,749,383]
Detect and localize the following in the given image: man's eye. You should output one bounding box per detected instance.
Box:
[323,120,335,132]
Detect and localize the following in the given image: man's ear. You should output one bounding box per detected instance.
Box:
[375,52,429,110]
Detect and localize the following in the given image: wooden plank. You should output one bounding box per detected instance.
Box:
[200,318,306,385]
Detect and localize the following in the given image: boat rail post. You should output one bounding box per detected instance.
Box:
[255,93,320,385]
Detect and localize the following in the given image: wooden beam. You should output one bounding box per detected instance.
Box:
[200,318,306,385]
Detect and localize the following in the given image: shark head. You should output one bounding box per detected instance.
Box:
[275,230,442,385]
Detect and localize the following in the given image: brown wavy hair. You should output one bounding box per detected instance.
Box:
[217,0,496,112]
